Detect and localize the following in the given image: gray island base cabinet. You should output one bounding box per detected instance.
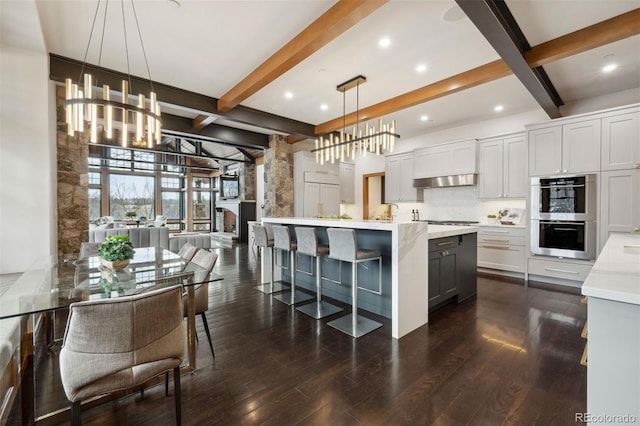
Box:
[260,218,478,339]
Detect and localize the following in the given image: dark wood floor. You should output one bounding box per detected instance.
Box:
[9,244,587,425]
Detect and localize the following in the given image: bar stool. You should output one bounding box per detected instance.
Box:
[252,224,288,294]
[272,225,314,306]
[326,228,382,338]
[294,227,343,319]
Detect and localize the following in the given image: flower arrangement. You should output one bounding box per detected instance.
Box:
[125,211,137,219]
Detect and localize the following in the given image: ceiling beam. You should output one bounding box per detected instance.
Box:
[455,0,562,119]
[161,113,269,149]
[49,54,316,138]
[526,8,640,67]
[313,9,640,136]
[216,0,389,112]
[192,114,217,130]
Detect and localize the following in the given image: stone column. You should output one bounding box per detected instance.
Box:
[238,162,255,200]
[263,134,293,217]
[55,86,89,256]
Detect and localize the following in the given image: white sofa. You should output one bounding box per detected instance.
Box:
[169,233,211,252]
[88,227,169,249]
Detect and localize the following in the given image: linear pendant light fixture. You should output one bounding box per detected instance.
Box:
[64,0,161,148]
[312,75,399,164]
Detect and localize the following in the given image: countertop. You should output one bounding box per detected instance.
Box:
[582,233,640,305]
[261,218,478,238]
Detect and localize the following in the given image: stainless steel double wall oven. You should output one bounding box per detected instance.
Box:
[530,174,597,260]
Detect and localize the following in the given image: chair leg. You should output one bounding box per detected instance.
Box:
[174,367,182,426]
[71,400,81,426]
[165,371,169,396]
[200,312,215,357]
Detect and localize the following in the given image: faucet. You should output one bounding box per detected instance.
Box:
[384,203,399,221]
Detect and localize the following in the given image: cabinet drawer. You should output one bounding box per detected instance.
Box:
[478,245,525,272]
[478,235,525,247]
[528,257,593,282]
[429,237,460,252]
[478,226,526,238]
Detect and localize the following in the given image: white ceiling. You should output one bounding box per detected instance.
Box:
[9,0,640,141]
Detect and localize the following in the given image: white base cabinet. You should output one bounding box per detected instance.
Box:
[528,257,593,287]
[477,226,526,273]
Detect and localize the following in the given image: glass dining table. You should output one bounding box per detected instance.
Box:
[0,247,222,424]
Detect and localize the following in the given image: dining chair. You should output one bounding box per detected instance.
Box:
[177,242,198,262]
[183,250,218,358]
[59,285,185,425]
[79,242,101,259]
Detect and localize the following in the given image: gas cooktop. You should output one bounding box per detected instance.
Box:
[419,220,480,226]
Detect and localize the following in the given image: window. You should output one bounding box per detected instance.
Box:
[161,192,181,220]
[161,177,181,189]
[193,177,211,189]
[109,174,154,219]
[192,191,211,219]
[88,172,101,185]
[88,188,101,220]
[134,151,155,172]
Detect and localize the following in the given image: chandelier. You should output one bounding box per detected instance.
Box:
[312,75,399,164]
[64,0,161,148]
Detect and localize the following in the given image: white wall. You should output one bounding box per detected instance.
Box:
[0,1,55,273]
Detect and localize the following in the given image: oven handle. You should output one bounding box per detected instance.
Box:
[539,184,585,189]
[539,221,584,227]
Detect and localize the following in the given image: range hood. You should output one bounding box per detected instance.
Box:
[413,173,477,189]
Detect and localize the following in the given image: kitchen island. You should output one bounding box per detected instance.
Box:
[581,233,640,423]
[260,218,477,338]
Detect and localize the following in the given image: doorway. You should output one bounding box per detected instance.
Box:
[363,172,385,220]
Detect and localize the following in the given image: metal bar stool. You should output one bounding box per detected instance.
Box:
[272,225,314,306]
[326,228,383,338]
[294,227,343,319]
[252,224,288,294]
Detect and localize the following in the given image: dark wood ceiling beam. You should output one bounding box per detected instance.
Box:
[217,0,388,112]
[455,0,562,118]
[49,54,316,138]
[526,8,640,67]
[193,114,217,130]
[161,113,269,150]
[313,9,640,136]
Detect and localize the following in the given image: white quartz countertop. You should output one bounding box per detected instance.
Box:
[427,225,479,239]
[262,217,426,231]
[582,234,640,305]
[261,218,478,238]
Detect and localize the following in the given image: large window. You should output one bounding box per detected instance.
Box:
[109,174,155,219]
[88,188,101,221]
[192,191,211,219]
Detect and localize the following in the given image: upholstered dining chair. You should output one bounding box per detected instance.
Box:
[79,242,101,259]
[177,242,198,262]
[59,285,185,425]
[183,250,218,358]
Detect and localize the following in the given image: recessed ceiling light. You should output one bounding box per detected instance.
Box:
[284,91,294,99]
[415,63,427,73]
[320,103,328,111]
[602,55,617,73]
[494,105,504,112]
[420,115,429,122]
[378,37,391,48]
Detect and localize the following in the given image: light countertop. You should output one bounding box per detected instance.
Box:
[582,233,640,305]
[427,225,479,239]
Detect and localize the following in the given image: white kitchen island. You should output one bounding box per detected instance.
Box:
[260,218,477,339]
[582,233,640,424]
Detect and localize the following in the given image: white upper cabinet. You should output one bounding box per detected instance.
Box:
[385,152,422,202]
[601,111,640,171]
[599,169,640,251]
[478,135,526,199]
[414,139,477,179]
[528,119,601,176]
[339,162,355,204]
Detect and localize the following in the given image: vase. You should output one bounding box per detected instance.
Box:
[99,257,130,271]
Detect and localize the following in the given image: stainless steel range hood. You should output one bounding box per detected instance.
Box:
[413,173,477,189]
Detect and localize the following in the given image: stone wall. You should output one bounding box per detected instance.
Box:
[55,86,89,256]
[238,162,255,200]
[263,134,293,217]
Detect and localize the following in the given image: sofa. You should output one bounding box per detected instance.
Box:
[88,227,169,250]
[169,233,211,252]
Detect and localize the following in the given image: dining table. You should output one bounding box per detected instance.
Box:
[0,247,222,425]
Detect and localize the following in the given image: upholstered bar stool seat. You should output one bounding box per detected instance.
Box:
[326,228,383,338]
[272,225,314,306]
[294,227,343,319]
[252,224,288,294]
